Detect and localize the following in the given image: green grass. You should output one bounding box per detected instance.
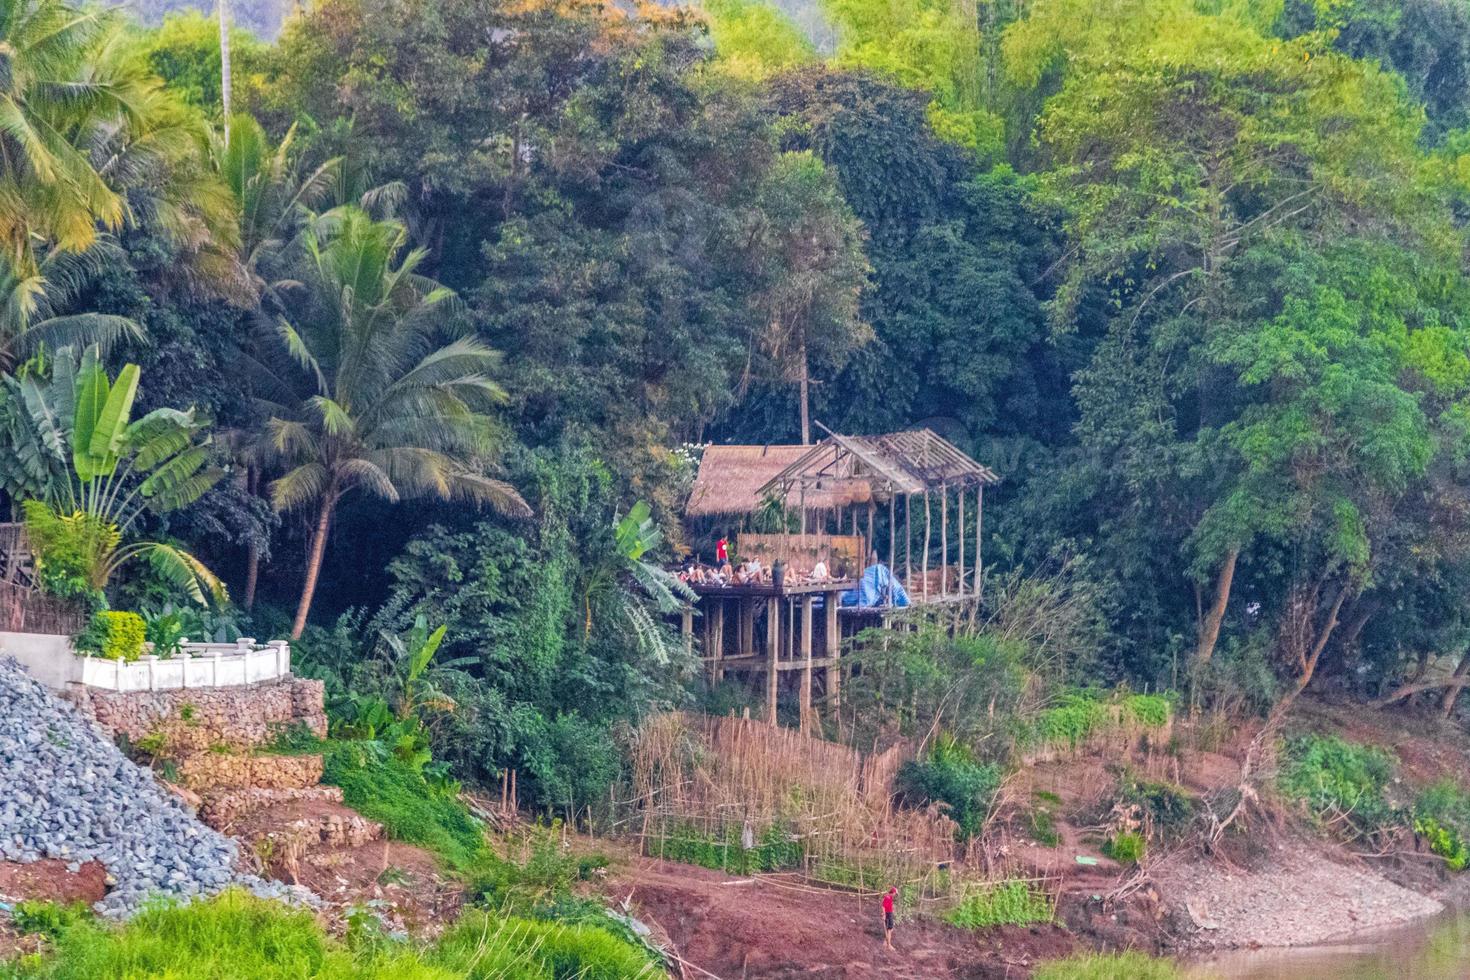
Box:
[1,890,662,979]
[321,741,486,870]
[943,880,1053,929]
[1022,689,1174,754]
[1103,831,1145,865]
[1031,950,1190,980]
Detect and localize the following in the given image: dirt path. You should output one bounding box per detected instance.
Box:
[607,858,1075,979]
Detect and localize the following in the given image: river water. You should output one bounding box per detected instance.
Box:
[1193,910,1470,979]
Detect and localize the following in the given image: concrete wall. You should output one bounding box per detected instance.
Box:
[0,631,81,687]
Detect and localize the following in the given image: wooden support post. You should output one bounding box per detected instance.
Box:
[766,596,780,724]
[957,485,966,597]
[905,494,912,587]
[922,490,931,603]
[889,494,896,568]
[940,483,948,596]
[702,601,713,683]
[800,486,807,545]
[739,598,755,657]
[711,600,725,683]
[976,486,984,606]
[866,501,875,564]
[800,597,814,733]
[825,591,840,711]
[681,609,693,659]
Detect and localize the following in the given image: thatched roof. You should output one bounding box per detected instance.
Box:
[686,445,867,517]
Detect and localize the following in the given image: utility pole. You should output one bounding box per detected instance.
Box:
[218,0,232,145]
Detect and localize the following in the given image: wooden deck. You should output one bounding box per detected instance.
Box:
[684,578,856,598]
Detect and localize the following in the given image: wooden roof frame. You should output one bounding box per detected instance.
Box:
[758,426,1000,504]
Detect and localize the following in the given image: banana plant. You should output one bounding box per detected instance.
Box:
[581,499,696,661]
[5,346,227,604]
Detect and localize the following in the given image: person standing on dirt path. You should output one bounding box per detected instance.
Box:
[882,886,898,950]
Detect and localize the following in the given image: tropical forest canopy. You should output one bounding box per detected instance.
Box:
[8,0,1470,808]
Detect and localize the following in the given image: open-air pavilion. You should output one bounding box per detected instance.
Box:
[679,427,1000,730]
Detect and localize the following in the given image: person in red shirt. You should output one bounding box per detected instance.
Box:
[881,886,898,950]
[716,537,729,564]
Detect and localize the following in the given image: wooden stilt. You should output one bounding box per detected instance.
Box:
[739,598,755,657]
[922,490,931,602]
[957,486,966,597]
[889,494,896,568]
[905,494,912,587]
[825,592,840,711]
[681,609,693,658]
[711,600,725,683]
[866,501,875,563]
[976,486,984,605]
[766,596,780,723]
[800,597,814,733]
[940,483,948,596]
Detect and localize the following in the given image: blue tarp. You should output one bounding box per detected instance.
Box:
[841,563,910,608]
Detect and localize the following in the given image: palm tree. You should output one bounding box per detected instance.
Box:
[581,500,695,659]
[1,0,242,354]
[209,113,339,299]
[0,0,131,269]
[256,206,528,638]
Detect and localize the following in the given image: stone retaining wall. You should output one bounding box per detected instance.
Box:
[176,752,324,792]
[64,677,327,751]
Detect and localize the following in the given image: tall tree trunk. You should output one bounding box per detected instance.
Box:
[798,343,811,446]
[218,0,232,141]
[291,494,335,640]
[242,465,260,611]
[243,540,259,611]
[1194,547,1238,667]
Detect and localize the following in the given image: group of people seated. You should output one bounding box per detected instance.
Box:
[677,556,837,588]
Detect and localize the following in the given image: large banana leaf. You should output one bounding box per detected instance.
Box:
[71,347,108,482]
[84,361,139,475]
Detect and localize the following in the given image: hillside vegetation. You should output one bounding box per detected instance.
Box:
[8,0,1470,973]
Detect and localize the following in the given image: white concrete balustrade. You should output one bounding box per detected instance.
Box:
[0,632,292,691]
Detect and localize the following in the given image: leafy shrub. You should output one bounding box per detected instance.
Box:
[1032,950,1189,980]
[1121,693,1172,728]
[1022,690,1174,754]
[23,505,113,608]
[1414,816,1469,871]
[897,734,1002,839]
[1029,692,1107,749]
[321,741,484,869]
[470,822,614,913]
[1278,734,1397,834]
[1413,780,1470,871]
[11,901,92,939]
[944,880,1053,929]
[1104,831,1146,865]
[1028,805,1061,847]
[74,610,147,661]
[1116,774,1196,840]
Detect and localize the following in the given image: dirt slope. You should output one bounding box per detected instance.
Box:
[608,858,1075,979]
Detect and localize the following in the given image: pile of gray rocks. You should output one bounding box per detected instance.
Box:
[0,657,311,917]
